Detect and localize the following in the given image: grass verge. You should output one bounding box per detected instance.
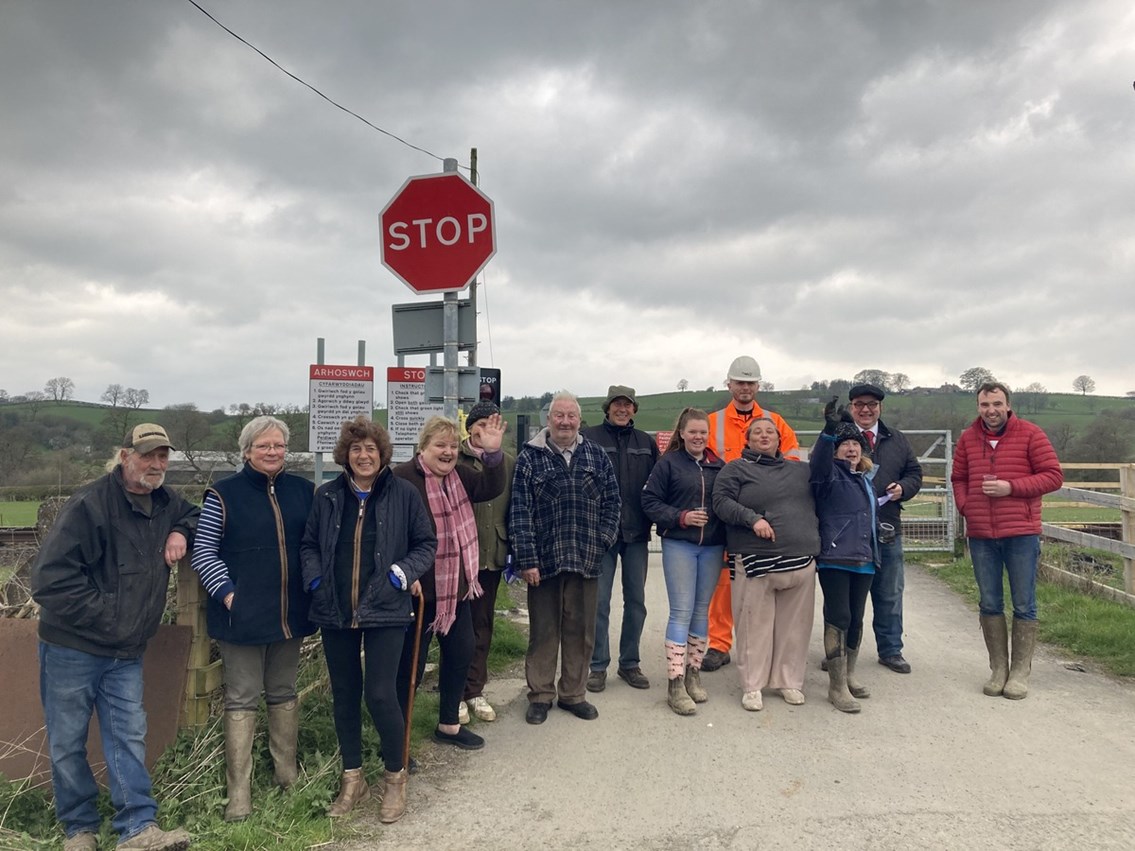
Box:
[0,606,529,850]
[911,552,1135,678]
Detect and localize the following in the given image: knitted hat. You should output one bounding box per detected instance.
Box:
[465,400,499,428]
[602,385,638,413]
[831,422,869,454]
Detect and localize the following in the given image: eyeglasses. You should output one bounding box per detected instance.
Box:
[252,443,287,452]
[851,401,880,410]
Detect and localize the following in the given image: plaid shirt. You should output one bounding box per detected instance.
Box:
[508,429,620,579]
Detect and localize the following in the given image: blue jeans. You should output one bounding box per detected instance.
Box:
[661,539,725,645]
[969,535,1040,620]
[870,535,906,658]
[39,641,157,842]
[591,541,649,671]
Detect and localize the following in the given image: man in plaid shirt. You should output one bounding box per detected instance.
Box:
[509,391,620,725]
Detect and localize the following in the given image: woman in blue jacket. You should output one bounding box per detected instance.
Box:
[810,399,878,714]
[641,408,726,716]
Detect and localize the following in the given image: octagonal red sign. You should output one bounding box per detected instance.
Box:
[379,172,496,294]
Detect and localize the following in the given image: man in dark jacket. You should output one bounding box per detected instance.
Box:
[31,424,199,851]
[509,392,620,725]
[849,383,923,674]
[582,385,659,692]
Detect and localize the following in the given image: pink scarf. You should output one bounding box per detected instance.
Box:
[418,457,482,635]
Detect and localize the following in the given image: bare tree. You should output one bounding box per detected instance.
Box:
[890,372,910,393]
[677,378,689,392]
[124,387,150,409]
[1016,382,1049,415]
[1072,374,1096,395]
[852,369,890,389]
[162,404,216,479]
[23,390,47,421]
[959,367,996,393]
[101,383,125,407]
[44,376,75,402]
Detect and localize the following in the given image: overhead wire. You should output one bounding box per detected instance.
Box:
[184,0,462,169]
[184,0,496,370]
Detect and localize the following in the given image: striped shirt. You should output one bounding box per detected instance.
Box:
[730,553,814,580]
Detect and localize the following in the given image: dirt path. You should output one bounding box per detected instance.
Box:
[329,557,1135,850]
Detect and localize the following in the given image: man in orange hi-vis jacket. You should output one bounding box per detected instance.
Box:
[702,356,800,672]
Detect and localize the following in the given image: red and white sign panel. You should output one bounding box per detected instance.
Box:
[655,430,673,454]
[379,172,496,294]
[308,365,375,453]
[387,366,444,463]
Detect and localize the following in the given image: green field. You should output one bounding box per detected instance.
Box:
[0,501,38,526]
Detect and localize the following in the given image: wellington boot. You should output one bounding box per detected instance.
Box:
[823,624,861,714]
[846,648,871,699]
[667,676,697,716]
[980,614,1010,696]
[328,768,370,817]
[378,768,408,824]
[684,665,708,704]
[223,711,256,822]
[267,699,300,788]
[1003,618,1037,700]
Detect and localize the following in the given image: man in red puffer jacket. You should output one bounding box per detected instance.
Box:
[952,382,1062,702]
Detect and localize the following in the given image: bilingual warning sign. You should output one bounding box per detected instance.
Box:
[308,364,375,453]
[387,366,444,463]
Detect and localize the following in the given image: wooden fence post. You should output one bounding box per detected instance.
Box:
[175,558,222,727]
[1121,464,1134,596]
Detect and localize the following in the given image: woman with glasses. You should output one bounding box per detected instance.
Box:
[712,417,820,711]
[191,416,315,821]
[641,408,726,716]
[300,416,437,822]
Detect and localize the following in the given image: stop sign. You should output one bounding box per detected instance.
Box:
[379,172,496,294]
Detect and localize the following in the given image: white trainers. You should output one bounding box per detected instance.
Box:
[741,690,764,712]
[457,700,470,725]
[780,688,806,705]
[469,695,497,722]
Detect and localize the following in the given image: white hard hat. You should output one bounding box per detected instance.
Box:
[727,356,761,382]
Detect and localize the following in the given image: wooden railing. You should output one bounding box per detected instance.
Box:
[1041,463,1135,602]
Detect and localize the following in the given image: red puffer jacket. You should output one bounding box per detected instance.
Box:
[951,413,1063,539]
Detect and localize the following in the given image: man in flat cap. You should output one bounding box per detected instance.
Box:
[848,383,923,674]
[582,385,659,692]
[32,424,199,851]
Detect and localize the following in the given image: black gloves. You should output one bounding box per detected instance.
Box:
[822,395,853,435]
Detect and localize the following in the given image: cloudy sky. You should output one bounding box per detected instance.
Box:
[2,0,1133,412]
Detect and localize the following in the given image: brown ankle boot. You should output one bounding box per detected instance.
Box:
[328,768,370,817]
[379,768,408,823]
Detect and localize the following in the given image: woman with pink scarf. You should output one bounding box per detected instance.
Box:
[393,414,506,750]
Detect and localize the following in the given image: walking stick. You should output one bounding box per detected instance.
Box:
[402,593,426,771]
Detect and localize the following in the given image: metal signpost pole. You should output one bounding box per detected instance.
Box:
[442,157,459,420]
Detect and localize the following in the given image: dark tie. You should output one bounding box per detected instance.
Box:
[863,430,875,449]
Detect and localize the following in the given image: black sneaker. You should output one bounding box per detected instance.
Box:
[701,649,731,672]
[878,654,912,674]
